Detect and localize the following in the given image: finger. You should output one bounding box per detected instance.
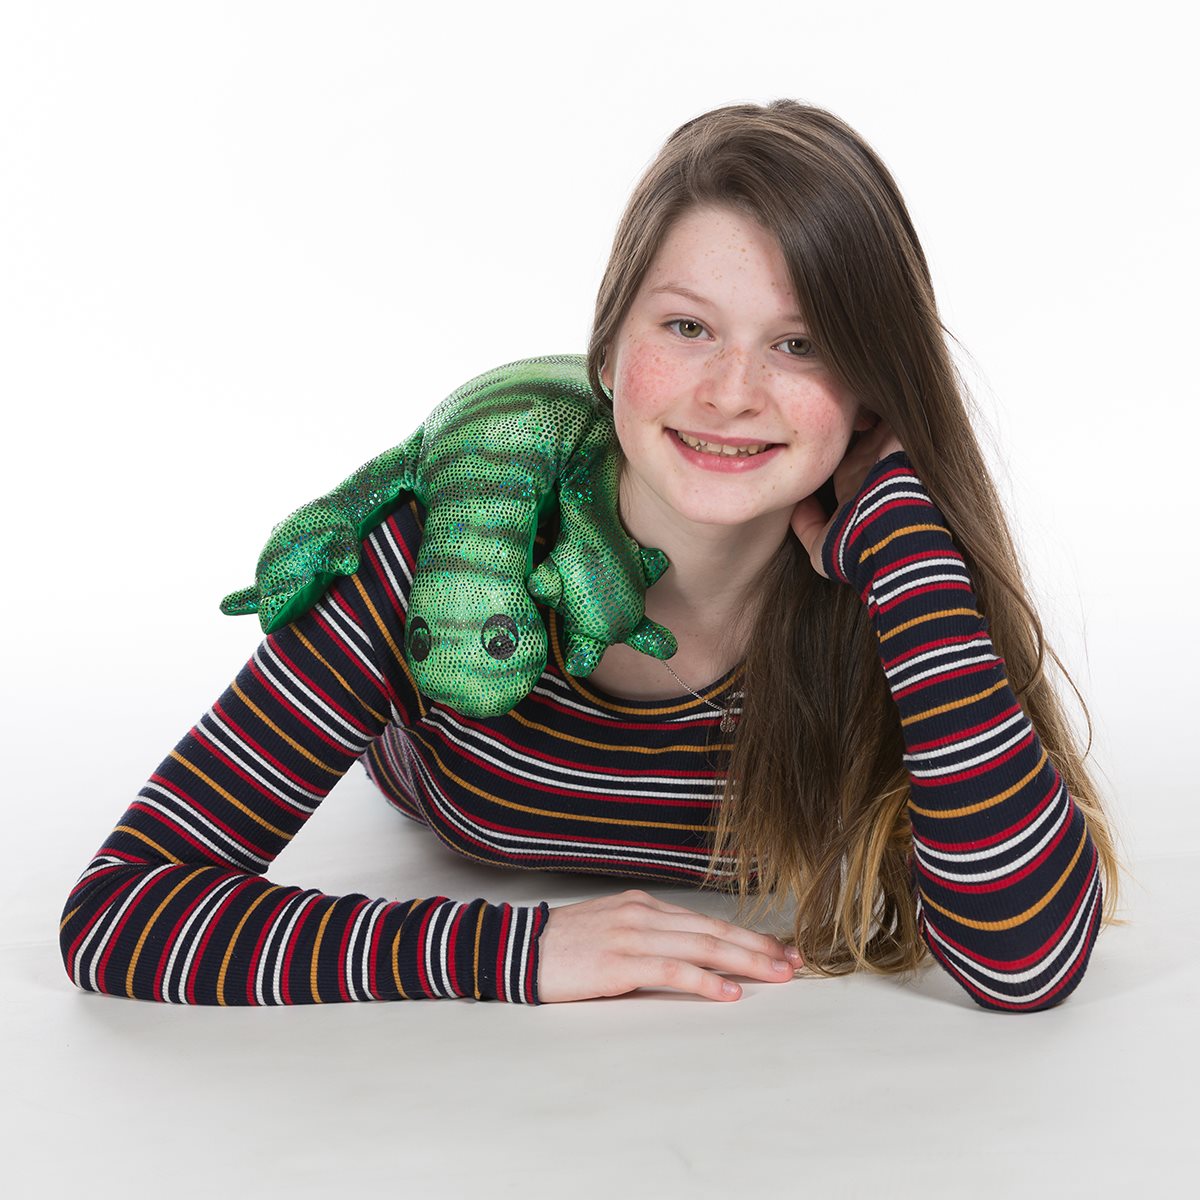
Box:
[630,954,750,1003]
[788,495,826,549]
[652,929,798,985]
[625,894,799,964]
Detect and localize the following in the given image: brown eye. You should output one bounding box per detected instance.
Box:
[780,336,815,357]
[666,319,706,339]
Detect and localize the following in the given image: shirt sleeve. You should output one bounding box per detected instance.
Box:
[58,505,550,1006]
[820,451,1104,1012]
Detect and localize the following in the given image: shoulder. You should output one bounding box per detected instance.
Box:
[358,493,560,607]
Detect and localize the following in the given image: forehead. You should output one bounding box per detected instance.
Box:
[651,203,772,263]
[636,204,803,317]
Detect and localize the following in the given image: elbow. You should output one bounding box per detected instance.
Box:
[58,868,116,998]
[926,876,1105,1014]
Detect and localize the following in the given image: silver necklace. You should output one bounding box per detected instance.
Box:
[661,658,744,733]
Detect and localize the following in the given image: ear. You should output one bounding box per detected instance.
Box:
[851,405,879,433]
[599,349,612,392]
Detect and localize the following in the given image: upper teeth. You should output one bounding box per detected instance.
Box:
[677,430,772,456]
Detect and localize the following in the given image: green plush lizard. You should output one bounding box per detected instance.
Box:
[220,353,678,718]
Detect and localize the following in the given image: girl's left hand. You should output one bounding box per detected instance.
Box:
[790,417,906,579]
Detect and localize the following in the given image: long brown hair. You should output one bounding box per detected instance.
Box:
[585,100,1128,980]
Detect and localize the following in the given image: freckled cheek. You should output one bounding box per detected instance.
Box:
[785,400,857,473]
[614,348,686,437]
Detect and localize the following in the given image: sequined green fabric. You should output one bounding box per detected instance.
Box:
[221,354,678,718]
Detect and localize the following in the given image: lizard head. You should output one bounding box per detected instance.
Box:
[404,570,548,718]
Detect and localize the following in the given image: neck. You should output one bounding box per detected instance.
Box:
[616,463,785,659]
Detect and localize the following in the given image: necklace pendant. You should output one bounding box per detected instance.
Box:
[720,711,738,734]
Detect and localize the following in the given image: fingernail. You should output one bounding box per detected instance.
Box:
[784,947,802,963]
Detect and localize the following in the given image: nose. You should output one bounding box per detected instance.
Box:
[696,347,768,417]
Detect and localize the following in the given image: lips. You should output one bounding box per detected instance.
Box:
[666,427,785,471]
[672,428,782,450]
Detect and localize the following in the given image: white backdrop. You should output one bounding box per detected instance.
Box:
[2,0,1194,950]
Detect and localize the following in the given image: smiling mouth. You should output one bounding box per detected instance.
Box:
[670,429,782,457]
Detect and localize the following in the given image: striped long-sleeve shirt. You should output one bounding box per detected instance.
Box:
[58,450,1103,1011]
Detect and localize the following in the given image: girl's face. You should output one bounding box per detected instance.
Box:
[600,203,873,531]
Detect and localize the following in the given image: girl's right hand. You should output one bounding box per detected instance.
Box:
[536,889,803,1004]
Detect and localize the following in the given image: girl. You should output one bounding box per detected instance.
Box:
[58,100,1123,1012]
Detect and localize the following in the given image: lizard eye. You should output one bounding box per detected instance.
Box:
[481,613,518,660]
[407,616,431,662]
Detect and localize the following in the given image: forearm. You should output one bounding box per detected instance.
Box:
[822,452,1103,1011]
[59,515,550,1005]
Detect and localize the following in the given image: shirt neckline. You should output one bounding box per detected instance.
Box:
[545,603,744,716]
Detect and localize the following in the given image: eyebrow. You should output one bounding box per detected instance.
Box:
[648,282,807,326]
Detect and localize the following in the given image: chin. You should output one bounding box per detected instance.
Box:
[667,494,777,528]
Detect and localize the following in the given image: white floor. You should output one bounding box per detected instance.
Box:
[7,758,1195,1199]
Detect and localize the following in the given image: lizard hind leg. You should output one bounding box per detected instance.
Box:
[525,560,564,607]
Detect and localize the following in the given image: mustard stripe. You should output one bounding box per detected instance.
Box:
[115,824,182,863]
[909,746,1049,820]
[294,627,388,726]
[219,885,279,1006]
[507,705,735,757]
[352,574,406,664]
[900,678,1010,727]
[411,733,712,832]
[310,901,337,1003]
[168,750,292,839]
[389,900,421,1000]
[878,606,983,643]
[125,867,211,997]
[351,571,425,714]
[858,521,949,565]
[350,559,427,710]
[917,820,1090,931]
[232,680,341,778]
[472,903,486,1002]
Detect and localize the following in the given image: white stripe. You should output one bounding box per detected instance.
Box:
[513,907,533,1004]
[377,520,416,612]
[314,592,386,687]
[423,901,457,998]
[885,649,1002,691]
[902,709,1028,765]
[356,899,387,1000]
[199,708,324,807]
[163,872,247,1003]
[268,892,322,1004]
[904,714,1033,779]
[435,899,466,999]
[400,737,735,874]
[873,554,964,589]
[880,635,994,680]
[254,643,367,750]
[912,780,1071,883]
[873,567,972,607]
[421,699,731,797]
[341,900,374,1002]
[256,893,302,1005]
[138,782,270,871]
[76,865,176,992]
[920,869,1101,1005]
